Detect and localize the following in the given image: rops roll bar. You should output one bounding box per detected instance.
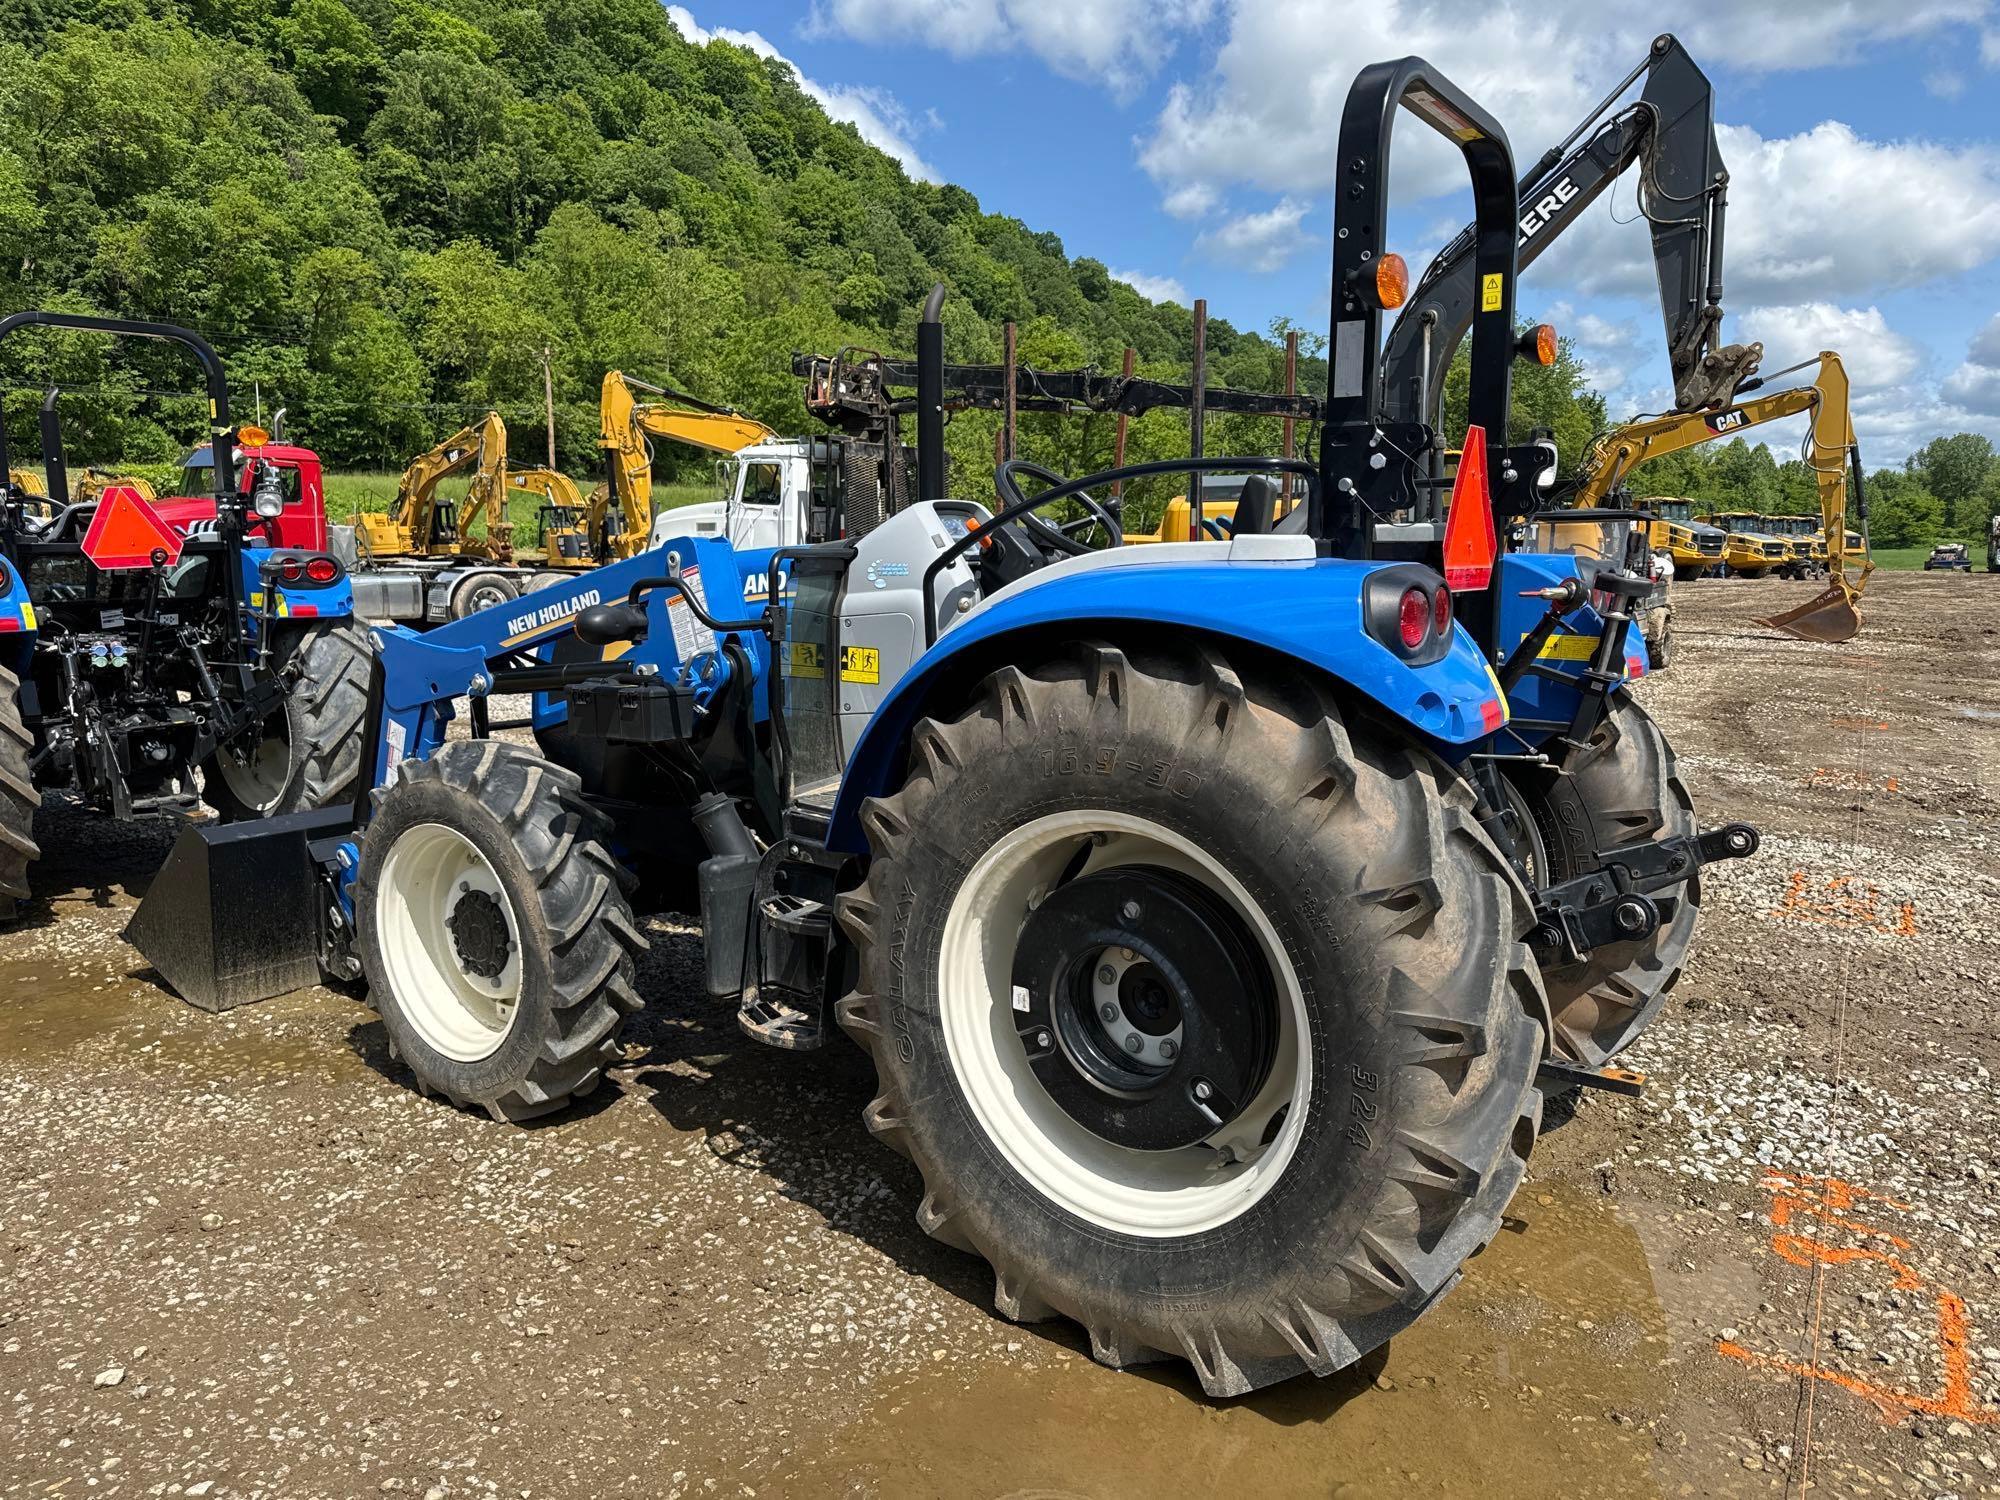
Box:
[0,311,236,522]
[1319,59,1518,554]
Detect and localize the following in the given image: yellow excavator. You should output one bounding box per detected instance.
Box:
[594,372,776,560]
[1565,350,1871,641]
[71,468,158,504]
[358,412,513,563]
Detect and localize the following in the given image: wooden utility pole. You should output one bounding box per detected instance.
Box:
[1001,321,1018,464]
[1281,330,1299,506]
[541,345,557,468]
[1188,299,1208,530]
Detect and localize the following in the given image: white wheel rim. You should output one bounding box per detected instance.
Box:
[939,810,1308,1238]
[217,717,294,812]
[375,822,524,1062]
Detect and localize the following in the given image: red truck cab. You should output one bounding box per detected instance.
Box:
[155,441,328,550]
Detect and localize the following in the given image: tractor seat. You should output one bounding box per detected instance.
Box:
[1230,475,1278,536]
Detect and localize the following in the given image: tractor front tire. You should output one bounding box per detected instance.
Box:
[0,665,41,916]
[1503,697,1697,1066]
[202,619,373,820]
[836,641,1545,1397]
[356,741,646,1121]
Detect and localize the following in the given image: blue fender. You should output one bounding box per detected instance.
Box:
[237,546,355,633]
[824,553,1507,853]
[0,552,35,677]
[1491,551,1646,744]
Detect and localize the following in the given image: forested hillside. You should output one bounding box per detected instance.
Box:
[0,0,1621,502]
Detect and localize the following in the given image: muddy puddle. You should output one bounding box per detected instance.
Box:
[760,1182,1673,1499]
[0,937,366,1080]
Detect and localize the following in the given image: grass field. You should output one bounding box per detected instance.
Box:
[1866,543,1995,571]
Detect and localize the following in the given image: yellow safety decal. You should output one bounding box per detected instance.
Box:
[839,645,881,685]
[789,641,825,679]
[19,603,34,630]
[1535,632,1599,661]
[1480,273,1504,313]
[1481,661,1511,724]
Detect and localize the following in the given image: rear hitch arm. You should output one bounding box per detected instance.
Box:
[1529,820,1759,966]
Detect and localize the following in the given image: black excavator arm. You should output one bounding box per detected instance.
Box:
[1380,33,1762,435]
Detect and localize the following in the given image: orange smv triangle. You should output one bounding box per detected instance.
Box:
[1441,424,1496,592]
[80,484,184,571]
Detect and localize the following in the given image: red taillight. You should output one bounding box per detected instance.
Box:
[280,557,304,583]
[1398,587,1428,649]
[304,556,338,583]
[1432,587,1451,637]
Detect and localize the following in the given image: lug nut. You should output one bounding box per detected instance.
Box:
[1159,1039,1178,1061]
[1121,900,1141,921]
[1123,1034,1143,1054]
[1193,1079,1213,1101]
[1099,1002,1119,1022]
[1035,1030,1051,1048]
[1097,965,1117,985]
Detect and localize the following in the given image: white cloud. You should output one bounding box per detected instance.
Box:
[1979,25,2000,61]
[1533,122,2000,310]
[1161,182,1219,221]
[1136,2,1995,221]
[809,0,1217,97]
[1107,267,1188,304]
[1927,68,1968,97]
[1942,313,2000,414]
[1192,196,1312,272]
[666,6,939,180]
[1734,304,1926,390]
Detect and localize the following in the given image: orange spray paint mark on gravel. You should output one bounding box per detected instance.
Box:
[1805,768,1899,793]
[1718,1171,1999,1426]
[1828,716,1891,730]
[1772,871,1917,935]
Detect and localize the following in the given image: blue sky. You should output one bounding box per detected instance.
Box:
[671,2,2000,464]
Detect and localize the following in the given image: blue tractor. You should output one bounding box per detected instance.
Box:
[0,313,370,925]
[133,58,1756,1396]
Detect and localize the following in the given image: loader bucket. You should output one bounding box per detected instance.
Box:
[125,807,350,1012]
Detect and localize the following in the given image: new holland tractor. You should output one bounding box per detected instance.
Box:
[0,313,370,924]
[131,59,1756,1396]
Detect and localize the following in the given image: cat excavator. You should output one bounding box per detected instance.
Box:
[1565,351,1871,642]
[356,412,512,563]
[592,372,777,560]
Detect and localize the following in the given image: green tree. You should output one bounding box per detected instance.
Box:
[1904,433,1995,530]
[1865,469,1944,548]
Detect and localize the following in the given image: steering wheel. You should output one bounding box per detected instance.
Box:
[994,460,1123,555]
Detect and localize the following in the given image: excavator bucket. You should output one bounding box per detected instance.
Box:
[1754,563,1872,644]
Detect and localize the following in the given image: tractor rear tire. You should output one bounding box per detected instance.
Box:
[835,641,1545,1397]
[202,619,373,821]
[356,741,646,1121]
[1503,697,1696,1066]
[0,665,41,916]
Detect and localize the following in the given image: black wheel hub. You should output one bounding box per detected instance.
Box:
[1010,865,1275,1151]
[448,887,511,979]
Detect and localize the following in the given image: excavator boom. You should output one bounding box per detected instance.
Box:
[1567,351,1870,642]
[1382,33,1761,440]
[594,372,776,561]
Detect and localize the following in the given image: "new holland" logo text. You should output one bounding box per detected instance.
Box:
[506,588,600,638]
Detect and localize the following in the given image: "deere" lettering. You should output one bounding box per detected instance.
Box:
[1517,177,1578,242]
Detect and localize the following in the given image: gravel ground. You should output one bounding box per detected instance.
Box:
[0,568,1996,1498]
